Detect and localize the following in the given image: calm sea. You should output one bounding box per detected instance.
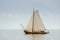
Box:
[0,30,60,40]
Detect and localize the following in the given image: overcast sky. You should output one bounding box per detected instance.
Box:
[0,0,60,30]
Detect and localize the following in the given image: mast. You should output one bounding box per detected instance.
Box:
[32,9,34,32]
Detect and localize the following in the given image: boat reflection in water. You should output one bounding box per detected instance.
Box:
[32,34,43,40]
[25,34,48,40]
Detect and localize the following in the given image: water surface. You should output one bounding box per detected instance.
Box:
[0,30,60,40]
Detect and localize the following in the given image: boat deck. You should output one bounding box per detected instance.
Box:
[24,30,49,34]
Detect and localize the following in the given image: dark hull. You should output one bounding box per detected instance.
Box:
[24,30,49,34]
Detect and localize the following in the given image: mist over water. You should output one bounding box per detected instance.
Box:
[0,30,60,40]
[0,0,60,40]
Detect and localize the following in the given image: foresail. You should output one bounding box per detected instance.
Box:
[25,15,33,32]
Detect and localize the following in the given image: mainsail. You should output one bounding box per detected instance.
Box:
[25,9,45,32]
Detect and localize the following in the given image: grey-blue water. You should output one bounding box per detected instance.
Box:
[0,30,60,40]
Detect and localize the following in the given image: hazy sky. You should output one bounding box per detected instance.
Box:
[0,0,60,30]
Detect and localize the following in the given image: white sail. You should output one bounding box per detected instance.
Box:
[25,15,33,32]
[33,10,45,32]
[25,9,45,32]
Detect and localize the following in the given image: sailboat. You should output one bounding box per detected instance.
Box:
[21,9,49,34]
